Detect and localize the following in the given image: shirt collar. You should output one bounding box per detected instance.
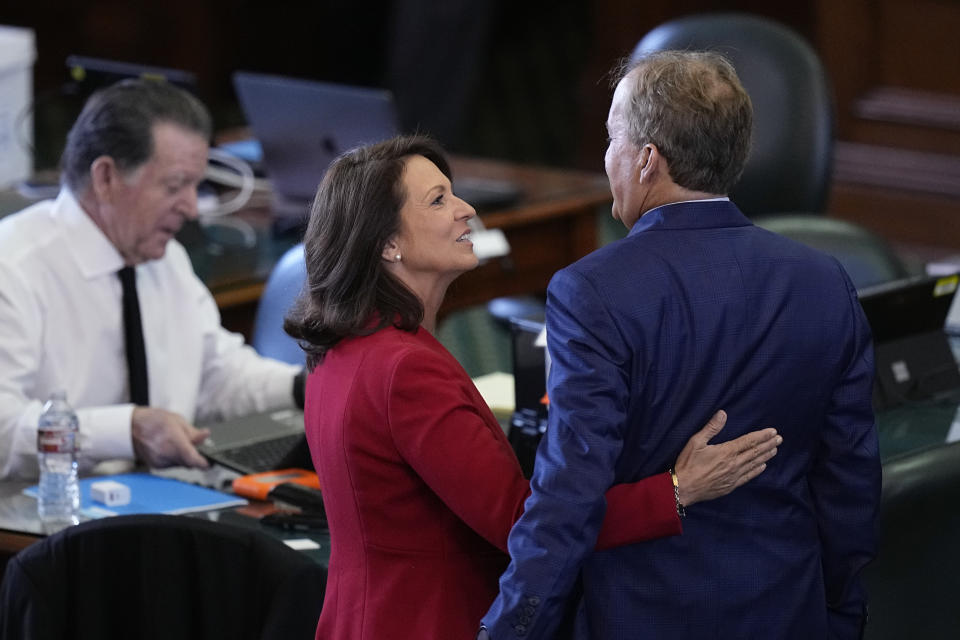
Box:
[628,198,752,238]
[53,188,126,279]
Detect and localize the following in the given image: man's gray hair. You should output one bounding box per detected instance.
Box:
[612,50,752,195]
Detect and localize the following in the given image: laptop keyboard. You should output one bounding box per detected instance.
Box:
[217,433,304,473]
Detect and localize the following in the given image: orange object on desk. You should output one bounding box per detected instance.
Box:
[232,468,320,501]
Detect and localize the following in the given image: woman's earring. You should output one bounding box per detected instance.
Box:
[395,254,402,262]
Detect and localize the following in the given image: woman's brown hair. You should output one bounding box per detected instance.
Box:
[283,135,451,369]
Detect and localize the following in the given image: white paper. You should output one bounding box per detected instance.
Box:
[284,538,321,551]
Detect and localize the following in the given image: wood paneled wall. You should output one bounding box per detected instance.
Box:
[816,0,960,252]
[2,0,957,253]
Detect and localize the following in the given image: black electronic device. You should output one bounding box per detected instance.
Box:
[261,482,327,531]
[859,273,960,409]
[267,482,326,514]
[65,55,198,96]
[454,176,523,213]
[508,317,549,478]
[260,511,327,532]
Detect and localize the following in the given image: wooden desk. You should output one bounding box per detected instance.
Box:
[3,384,958,570]
[0,481,46,583]
[186,157,612,336]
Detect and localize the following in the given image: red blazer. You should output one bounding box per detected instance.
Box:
[305,326,679,640]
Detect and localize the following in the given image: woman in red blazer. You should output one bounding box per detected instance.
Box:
[284,136,779,640]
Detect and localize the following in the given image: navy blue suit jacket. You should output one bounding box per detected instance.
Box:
[483,200,880,639]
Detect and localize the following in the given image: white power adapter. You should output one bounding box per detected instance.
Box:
[90,480,131,507]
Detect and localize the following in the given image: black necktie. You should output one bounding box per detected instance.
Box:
[118,266,149,406]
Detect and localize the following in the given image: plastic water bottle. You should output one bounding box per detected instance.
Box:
[37,390,80,529]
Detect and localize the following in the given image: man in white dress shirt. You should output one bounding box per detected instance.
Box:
[0,79,303,480]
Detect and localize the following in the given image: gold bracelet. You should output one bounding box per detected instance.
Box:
[669,468,686,517]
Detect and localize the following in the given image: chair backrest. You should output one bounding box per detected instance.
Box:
[632,12,834,216]
[753,215,910,290]
[251,243,307,366]
[0,514,326,640]
[861,442,960,639]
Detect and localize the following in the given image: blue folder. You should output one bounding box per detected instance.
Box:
[24,473,247,518]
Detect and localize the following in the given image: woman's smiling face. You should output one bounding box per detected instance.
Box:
[392,154,479,282]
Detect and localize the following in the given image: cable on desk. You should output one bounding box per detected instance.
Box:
[196,148,261,248]
[200,147,261,217]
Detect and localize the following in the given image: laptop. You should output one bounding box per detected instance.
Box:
[859,273,960,409]
[66,55,198,95]
[197,408,313,476]
[232,71,399,219]
[507,317,549,478]
[231,71,522,221]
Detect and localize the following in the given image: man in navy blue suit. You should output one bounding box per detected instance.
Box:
[481,51,880,639]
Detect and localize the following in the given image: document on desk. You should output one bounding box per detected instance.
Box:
[23,472,247,518]
[473,372,515,424]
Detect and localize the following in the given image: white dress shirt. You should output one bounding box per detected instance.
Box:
[0,188,300,479]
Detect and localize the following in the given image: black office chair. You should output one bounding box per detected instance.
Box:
[861,442,960,639]
[0,514,326,640]
[753,215,909,289]
[630,12,911,289]
[251,243,307,366]
[632,12,833,216]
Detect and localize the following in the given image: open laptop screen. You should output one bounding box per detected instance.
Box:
[232,71,399,209]
[231,71,523,218]
[859,274,958,343]
[859,274,960,408]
